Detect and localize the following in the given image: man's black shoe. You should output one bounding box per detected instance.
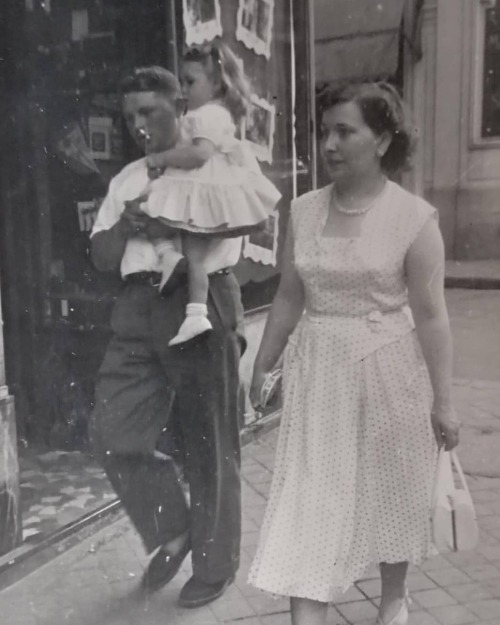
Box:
[141,539,191,592]
[178,574,235,608]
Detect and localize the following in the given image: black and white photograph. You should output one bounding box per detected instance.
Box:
[1,2,500,625]
[244,94,276,162]
[182,0,222,46]
[236,0,275,58]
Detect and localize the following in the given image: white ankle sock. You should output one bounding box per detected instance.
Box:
[186,303,208,317]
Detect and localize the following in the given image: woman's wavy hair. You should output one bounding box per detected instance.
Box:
[183,40,252,123]
[317,81,417,175]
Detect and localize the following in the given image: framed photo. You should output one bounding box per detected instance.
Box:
[243,94,276,163]
[183,0,222,46]
[88,116,112,160]
[236,0,274,59]
[243,212,279,266]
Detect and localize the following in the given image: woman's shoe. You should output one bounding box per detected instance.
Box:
[376,589,410,625]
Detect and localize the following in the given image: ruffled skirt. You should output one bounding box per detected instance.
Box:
[146,153,281,235]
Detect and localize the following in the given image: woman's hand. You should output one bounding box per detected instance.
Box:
[250,368,269,411]
[250,368,281,411]
[431,404,460,451]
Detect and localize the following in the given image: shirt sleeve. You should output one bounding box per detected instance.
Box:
[187,103,235,148]
[90,176,122,237]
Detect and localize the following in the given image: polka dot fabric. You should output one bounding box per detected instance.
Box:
[248,182,439,602]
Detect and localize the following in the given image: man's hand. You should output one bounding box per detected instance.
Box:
[121,194,177,240]
[121,195,150,235]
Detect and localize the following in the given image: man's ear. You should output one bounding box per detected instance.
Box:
[175,97,187,117]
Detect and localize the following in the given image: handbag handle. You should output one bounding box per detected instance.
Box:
[449,450,472,498]
[432,448,470,504]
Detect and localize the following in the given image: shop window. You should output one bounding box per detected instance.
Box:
[482,4,500,138]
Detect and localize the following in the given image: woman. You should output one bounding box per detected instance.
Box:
[247,82,460,625]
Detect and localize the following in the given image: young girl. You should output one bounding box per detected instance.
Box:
[145,41,281,346]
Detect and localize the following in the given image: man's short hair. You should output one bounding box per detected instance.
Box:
[120,66,182,100]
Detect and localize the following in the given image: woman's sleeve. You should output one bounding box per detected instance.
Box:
[406,198,438,250]
[188,103,234,148]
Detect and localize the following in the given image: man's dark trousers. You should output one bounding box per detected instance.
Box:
[89,271,245,584]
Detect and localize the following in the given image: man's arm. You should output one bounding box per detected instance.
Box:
[91,219,131,272]
[91,194,151,273]
[91,199,180,273]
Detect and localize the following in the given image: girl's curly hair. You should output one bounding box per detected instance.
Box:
[183,40,252,124]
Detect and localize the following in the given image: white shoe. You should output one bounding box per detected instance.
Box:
[376,589,411,625]
[168,316,213,346]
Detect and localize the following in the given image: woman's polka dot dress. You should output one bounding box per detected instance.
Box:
[248,181,439,603]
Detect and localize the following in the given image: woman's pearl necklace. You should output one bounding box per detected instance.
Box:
[332,179,388,215]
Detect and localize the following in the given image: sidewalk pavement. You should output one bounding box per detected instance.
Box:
[1,423,500,625]
[2,288,500,625]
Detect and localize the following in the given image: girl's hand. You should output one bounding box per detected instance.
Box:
[431,404,460,451]
[146,153,167,180]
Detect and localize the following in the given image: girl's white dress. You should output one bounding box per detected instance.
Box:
[248,181,438,602]
[147,102,281,234]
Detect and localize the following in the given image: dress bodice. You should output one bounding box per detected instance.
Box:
[289,182,437,363]
[292,182,436,318]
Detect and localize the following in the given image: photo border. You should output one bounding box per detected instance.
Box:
[183,0,223,46]
[236,0,275,59]
[243,94,276,163]
[242,211,279,266]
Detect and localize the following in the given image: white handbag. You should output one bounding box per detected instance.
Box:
[431,449,479,553]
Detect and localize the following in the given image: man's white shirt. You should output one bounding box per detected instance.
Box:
[91,158,243,278]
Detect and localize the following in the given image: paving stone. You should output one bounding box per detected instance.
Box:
[407,612,441,625]
[446,582,495,602]
[464,563,500,582]
[428,603,478,625]
[336,600,378,622]
[465,598,500,619]
[246,593,290,616]
[425,567,473,587]
[210,593,257,621]
[406,571,439,591]
[420,555,454,571]
[355,578,381,598]
[260,613,293,625]
[335,585,366,604]
[327,607,349,624]
[412,587,457,608]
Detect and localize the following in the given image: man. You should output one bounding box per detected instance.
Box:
[89,66,245,608]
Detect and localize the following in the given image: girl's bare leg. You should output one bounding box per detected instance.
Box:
[168,233,214,346]
[290,597,328,625]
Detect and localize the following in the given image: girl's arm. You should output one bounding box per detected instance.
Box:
[147,138,216,170]
[249,220,305,406]
[406,216,459,450]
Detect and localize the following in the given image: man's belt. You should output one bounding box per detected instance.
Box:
[124,268,231,287]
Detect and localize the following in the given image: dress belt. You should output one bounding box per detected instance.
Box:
[124,268,231,287]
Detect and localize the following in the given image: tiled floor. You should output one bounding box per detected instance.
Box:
[18,447,115,543]
[2,426,500,625]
